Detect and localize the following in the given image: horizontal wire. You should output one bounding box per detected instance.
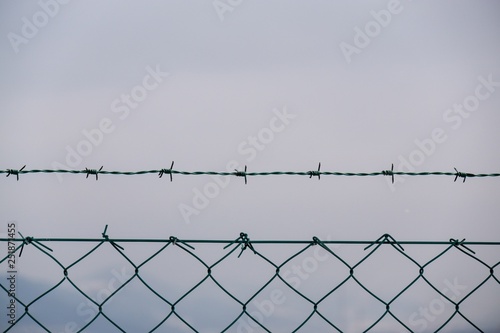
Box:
[2,165,500,182]
[2,237,499,245]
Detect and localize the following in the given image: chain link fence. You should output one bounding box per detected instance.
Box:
[1,230,499,332]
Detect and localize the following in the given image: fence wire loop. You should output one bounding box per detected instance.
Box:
[450,238,476,254]
[238,232,256,258]
[311,236,328,250]
[234,165,248,184]
[224,234,242,250]
[169,236,195,250]
[311,236,336,257]
[224,232,256,257]
[101,224,124,251]
[18,231,52,257]
[85,166,103,181]
[365,233,404,251]
[309,162,321,180]
[382,163,395,183]
[158,161,175,181]
[6,165,25,181]
[18,232,31,257]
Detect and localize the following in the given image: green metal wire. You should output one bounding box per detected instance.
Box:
[1,231,498,332]
[2,164,500,182]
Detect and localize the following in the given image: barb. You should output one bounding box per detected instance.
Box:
[1,165,500,183]
[382,163,394,184]
[234,165,247,184]
[6,165,25,181]
[86,166,103,180]
[308,162,321,180]
[159,161,175,182]
[454,167,469,183]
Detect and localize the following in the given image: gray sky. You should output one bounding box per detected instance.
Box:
[1,1,500,332]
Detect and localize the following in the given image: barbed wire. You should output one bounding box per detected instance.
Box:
[2,163,500,183]
[1,229,499,332]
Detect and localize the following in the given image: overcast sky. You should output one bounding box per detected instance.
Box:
[1,1,500,332]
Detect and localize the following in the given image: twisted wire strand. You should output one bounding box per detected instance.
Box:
[2,165,500,182]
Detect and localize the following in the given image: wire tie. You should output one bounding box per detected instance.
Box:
[18,232,52,257]
[309,163,321,180]
[159,161,174,181]
[364,233,404,251]
[101,225,124,251]
[382,163,394,183]
[234,165,247,184]
[450,238,475,254]
[311,236,334,255]
[169,236,195,249]
[6,165,26,181]
[86,166,103,181]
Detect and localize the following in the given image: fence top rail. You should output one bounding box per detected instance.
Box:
[2,237,499,245]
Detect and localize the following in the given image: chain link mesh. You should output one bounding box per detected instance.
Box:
[1,232,499,332]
